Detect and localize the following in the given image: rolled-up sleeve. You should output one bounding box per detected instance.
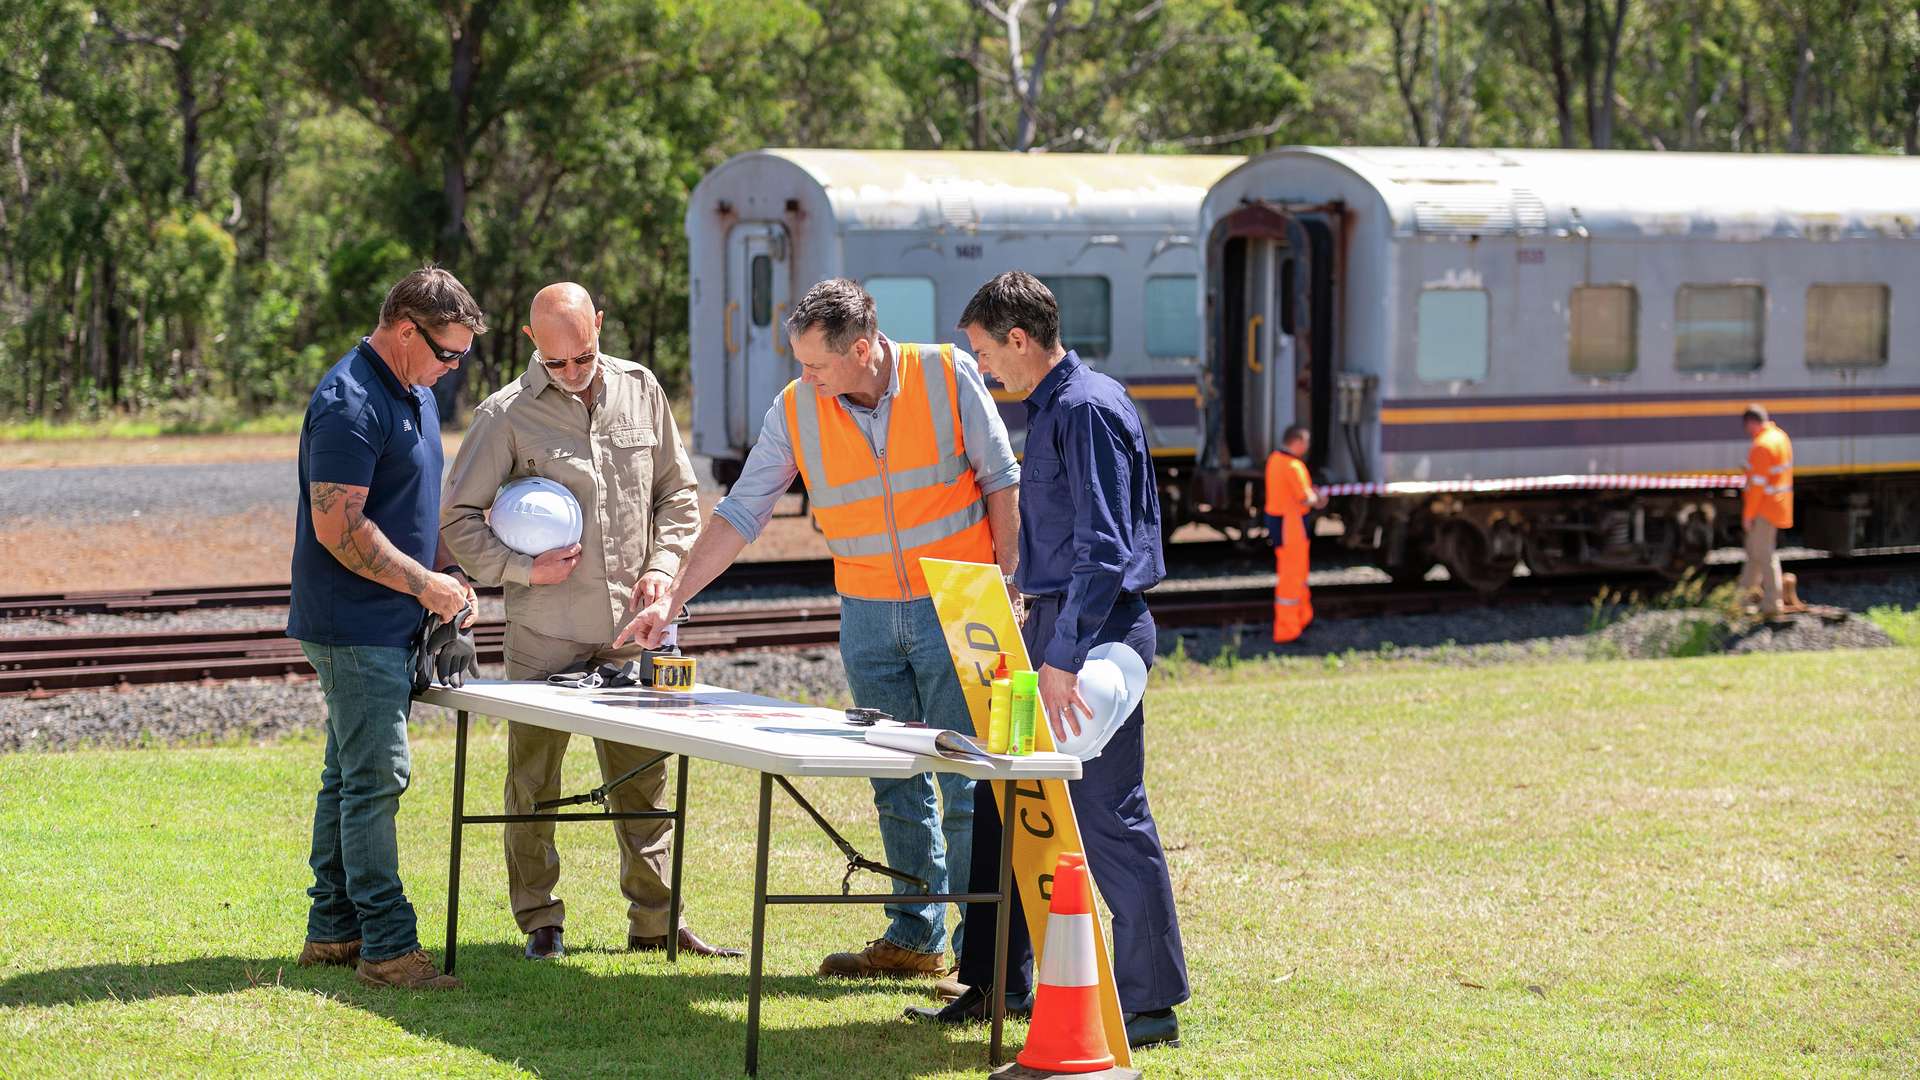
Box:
[712,398,799,544]
[646,377,701,578]
[952,351,1020,496]
[1047,402,1133,673]
[440,401,535,587]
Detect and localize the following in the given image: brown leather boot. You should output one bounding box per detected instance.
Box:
[297,938,362,967]
[355,949,462,990]
[818,938,944,979]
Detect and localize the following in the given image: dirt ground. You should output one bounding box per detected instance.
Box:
[0,494,829,593]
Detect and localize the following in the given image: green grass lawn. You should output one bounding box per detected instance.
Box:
[3,649,1917,1078]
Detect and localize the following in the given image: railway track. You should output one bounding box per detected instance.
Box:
[0,541,1260,620]
[4,550,1915,697]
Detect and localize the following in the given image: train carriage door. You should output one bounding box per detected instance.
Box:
[725,223,790,446]
[1209,204,1342,473]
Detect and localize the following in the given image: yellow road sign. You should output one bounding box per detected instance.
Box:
[921,557,1131,1068]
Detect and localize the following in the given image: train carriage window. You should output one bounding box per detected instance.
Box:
[1675,285,1764,373]
[1144,275,1199,359]
[865,276,937,343]
[1805,284,1889,368]
[1569,285,1638,377]
[1038,275,1112,358]
[1415,288,1490,382]
[750,255,773,327]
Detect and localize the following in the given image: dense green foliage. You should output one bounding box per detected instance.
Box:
[2,0,1916,420]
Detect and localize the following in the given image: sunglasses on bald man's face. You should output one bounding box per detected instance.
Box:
[541,348,597,371]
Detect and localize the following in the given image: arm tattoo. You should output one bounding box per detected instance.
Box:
[312,481,435,598]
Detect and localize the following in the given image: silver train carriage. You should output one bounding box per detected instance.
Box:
[686,148,1243,488]
[1194,147,1920,589]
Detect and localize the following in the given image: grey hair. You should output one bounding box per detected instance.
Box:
[785,278,877,353]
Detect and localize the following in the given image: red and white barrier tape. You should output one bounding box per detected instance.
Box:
[1319,473,1743,497]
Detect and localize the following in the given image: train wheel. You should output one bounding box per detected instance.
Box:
[1435,520,1520,593]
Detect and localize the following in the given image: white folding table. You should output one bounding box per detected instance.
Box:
[415,679,1081,1075]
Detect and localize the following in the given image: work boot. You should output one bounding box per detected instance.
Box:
[296,938,362,968]
[905,984,1033,1024]
[1125,1007,1182,1049]
[818,938,944,979]
[355,949,462,990]
[932,972,968,1002]
[524,926,565,960]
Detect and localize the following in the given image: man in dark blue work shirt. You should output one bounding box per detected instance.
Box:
[287,266,483,991]
[910,271,1189,1049]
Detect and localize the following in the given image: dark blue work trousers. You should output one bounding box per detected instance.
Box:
[957,593,1190,1013]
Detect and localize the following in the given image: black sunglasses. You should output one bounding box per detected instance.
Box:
[541,348,597,371]
[411,319,473,363]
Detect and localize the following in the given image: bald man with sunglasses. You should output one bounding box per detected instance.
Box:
[442,282,737,960]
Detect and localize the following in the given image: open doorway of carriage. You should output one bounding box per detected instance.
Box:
[1202,203,1339,544]
[720,222,792,479]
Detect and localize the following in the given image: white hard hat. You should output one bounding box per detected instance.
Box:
[490,477,583,556]
[1054,641,1148,761]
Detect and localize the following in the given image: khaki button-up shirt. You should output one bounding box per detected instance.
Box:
[442,353,700,645]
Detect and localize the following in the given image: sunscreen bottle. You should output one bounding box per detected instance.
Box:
[987,652,1013,754]
[1010,670,1039,756]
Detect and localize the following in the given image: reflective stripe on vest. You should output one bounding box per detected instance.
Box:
[793,367,968,510]
[785,342,993,599]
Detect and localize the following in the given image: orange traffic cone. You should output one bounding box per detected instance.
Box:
[1016,852,1116,1074]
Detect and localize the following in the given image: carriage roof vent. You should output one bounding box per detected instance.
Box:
[932,179,979,232]
[1511,188,1548,232]
[1413,194,1516,236]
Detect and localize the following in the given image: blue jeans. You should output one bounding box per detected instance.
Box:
[838,596,976,956]
[300,642,420,962]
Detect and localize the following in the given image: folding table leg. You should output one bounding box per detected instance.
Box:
[746,771,773,1076]
[990,777,1015,1064]
[444,709,469,975]
[668,754,689,963]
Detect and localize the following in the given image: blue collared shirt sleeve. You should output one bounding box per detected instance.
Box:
[306,387,379,488]
[712,397,799,543]
[1046,401,1134,673]
[951,349,1020,496]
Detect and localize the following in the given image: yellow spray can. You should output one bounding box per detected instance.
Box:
[987,652,1013,754]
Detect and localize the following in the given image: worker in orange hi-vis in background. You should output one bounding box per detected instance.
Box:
[1265,425,1327,643]
[1739,403,1794,619]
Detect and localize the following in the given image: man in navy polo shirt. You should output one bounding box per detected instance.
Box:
[911,271,1189,1049]
[288,266,484,991]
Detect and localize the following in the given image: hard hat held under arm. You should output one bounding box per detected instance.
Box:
[440,401,541,587]
[1742,423,1794,530]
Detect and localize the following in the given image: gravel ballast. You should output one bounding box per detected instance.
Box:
[6,571,1913,754]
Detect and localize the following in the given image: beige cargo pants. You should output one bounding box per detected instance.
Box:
[502,622,682,938]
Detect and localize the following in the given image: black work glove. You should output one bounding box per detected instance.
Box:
[414,605,477,691]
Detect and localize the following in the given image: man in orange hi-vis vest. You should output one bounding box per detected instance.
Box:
[617,279,1022,982]
[1740,403,1793,618]
[1265,425,1326,643]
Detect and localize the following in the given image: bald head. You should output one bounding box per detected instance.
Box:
[523,282,604,392]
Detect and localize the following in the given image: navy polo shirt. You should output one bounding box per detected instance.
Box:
[1015,351,1165,672]
[287,340,444,647]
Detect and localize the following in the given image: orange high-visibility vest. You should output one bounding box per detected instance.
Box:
[1265,452,1312,519]
[1743,421,1794,529]
[784,342,995,600]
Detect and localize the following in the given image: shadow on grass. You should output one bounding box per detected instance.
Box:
[0,944,998,1078]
